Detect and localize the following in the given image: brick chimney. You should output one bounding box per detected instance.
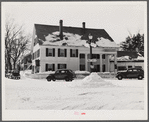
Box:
[82,22,85,34]
[59,20,63,40]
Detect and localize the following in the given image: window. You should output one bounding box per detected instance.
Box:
[45,64,55,71]
[102,65,105,72]
[80,54,85,59]
[133,69,137,72]
[58,64,67,69]
[92,54,100,59]
[118,66,127,71]
[46,48,55,57]
[58,49,67,57]
[80,65,85,71]
[70,49,78,57]
[93,65,100,72]
[128,69,133,72]
[102,54,105,59]
[128,66,132,69]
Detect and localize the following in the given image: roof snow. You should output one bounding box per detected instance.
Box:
[110,55,144,61]
[43,32,118,48]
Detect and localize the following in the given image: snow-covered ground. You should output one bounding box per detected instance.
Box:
[4,72,144,110]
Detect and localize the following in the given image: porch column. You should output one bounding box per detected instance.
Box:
[114,54,117,72]
[100,54,102,72]
[107,54,110,72]
[85,53,88,71]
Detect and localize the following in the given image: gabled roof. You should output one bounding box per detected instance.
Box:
[35,24,114,41]
[33,23,118,48]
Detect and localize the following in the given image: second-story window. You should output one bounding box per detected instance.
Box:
[58,49,67,57]
[46,48,55,57]
[80,54,85,59]
[70,49,78,57]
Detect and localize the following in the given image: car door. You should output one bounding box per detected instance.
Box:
[54,70,61,79]
[131,69,138,78]
[60,70,67,79]
[126,69,134,78]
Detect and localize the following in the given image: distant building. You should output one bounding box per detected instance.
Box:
[31,20,119,73]
[110,51,144,71]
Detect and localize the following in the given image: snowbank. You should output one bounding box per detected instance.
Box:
[71,72,115,88]
[75,70,90,74]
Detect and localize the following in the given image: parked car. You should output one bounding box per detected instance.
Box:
[7,70,20,79]
[46,69,76,82]
[116,68,144,80]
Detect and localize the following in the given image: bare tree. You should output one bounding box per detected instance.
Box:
[5,16,31,72]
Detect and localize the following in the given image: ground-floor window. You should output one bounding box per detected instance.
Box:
[128,65,132,69]
[80,65,85,71]
[102,65,105,72]
[35,66,40,73]
[58,64,67,69]
[45,64,55,71]
[93,65,100,72]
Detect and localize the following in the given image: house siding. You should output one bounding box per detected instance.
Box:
[31,44,118,73]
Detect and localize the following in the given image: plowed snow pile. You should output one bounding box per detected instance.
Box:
[72,72,115,88]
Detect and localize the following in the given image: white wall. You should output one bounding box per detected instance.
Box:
[33,45,117,72]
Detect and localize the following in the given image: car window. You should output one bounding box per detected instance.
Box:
[55,71,60,74]
[61,70,66,73]
[133,69,137,72]
[128,69,133,72]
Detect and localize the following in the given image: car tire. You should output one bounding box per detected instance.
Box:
[47,78,51,81]
[53,79,56,81]
[118,75,123,80]
[65,77,70,81]
[138,75,143,80]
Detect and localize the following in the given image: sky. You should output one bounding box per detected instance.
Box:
[2,2,146,44]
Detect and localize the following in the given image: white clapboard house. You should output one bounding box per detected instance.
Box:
[31,20,119,73]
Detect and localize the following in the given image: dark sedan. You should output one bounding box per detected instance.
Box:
[46,69,76,82]
[116,68,144,80]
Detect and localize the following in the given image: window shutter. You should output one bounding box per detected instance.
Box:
[46,48,48,56]
[65,64,67,69]
[58,49,60,57]
[52,64,55,71]
[97,65,100,72]
[58,64,60,69]
[53,48,55,57]
[46,64,48,71]
[65,49,67,57]
[115,64,117,69]
[70,49,72,57]
[97,54,99,59]
[76,49,78,57]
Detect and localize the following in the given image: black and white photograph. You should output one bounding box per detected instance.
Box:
[2,1,148,120]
